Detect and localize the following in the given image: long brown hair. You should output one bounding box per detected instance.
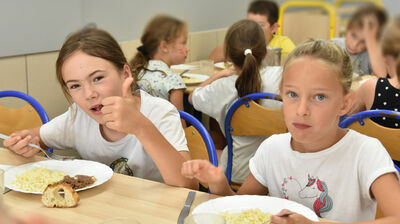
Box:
[56,27,135,105]
[224,19,266,98]
[130,15,186,78]
[381,15,400,80]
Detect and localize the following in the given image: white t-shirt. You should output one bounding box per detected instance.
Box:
[192,66,282,183]
[40,90,188,183]
[249,130,398,222]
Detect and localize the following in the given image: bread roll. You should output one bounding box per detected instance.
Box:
[41,183,80,208]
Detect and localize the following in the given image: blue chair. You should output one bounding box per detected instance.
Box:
[178,110,218,167]
[224,92,286,186]
[339,109,400,174]
[0,90,52,153]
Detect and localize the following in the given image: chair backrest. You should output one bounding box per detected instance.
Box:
[224,92,287,184]
[339,109,400,173]
[278,1,336,45]
[0,90,51,152]
[178,110,218,167]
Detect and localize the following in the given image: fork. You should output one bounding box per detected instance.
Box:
[179,69,190,76]
[0,133,73,160]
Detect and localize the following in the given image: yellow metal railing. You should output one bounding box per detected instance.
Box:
[278,1,336,39]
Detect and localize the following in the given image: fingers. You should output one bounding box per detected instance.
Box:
[122,77,134,98]
[5,135,40,158]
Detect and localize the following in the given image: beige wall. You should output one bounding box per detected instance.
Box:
[0,28,227,119]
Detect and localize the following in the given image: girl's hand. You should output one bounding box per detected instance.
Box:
[181,159,226,184]
[101,77,143,135]
[3,130,40,157]
[217,66,236,78]
[362,15,378,42]
[271,210,315,224]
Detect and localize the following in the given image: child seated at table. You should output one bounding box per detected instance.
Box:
[130,15,188,119]
[209,0,295,63]
[4,27,197,190]
[182,39,400,223]
[331,4,387,77]
[189,19,282,185]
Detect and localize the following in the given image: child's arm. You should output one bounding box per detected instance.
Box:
[101,77,198,189]
[209,44,225,63]
[188,66,236,104]
[169,89,186,127]
[350,77,377,114]
[3,127,46,157]
[181,159,268,196]
[363,16,387,78]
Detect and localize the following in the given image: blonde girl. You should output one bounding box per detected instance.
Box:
[4,27,197,190]
[182,39,400,223]
[130,15,189,116]
[188,19,282,184]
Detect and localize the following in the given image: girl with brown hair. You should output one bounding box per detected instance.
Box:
[4,27,197,189]
[130,15,189,116]
[188,19,282,184]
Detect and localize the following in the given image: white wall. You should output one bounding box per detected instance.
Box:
[0,0,248,58]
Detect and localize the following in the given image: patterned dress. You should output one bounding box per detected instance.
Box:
[137,60,186,100]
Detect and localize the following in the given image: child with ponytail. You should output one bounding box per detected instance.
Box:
[188,19,282,184]
[130,15,189,116]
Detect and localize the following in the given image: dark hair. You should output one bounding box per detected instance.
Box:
[247,0,279,25]
[381,15,400,80]
[224,19,266,98]
[56,27,135,105]
[130,15,186,79]
[347,4,387,38]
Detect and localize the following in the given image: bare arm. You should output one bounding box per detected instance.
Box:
[188,66,236,104]
[169,89,186,127]
[209,44,225,63]
[101,77,198,189]
[363,16,387,78]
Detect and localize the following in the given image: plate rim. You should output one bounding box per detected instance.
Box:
[4,159,113,194]
[192,195,319,221]
[182,73,209,85]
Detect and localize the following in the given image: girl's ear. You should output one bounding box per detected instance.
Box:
[339,91,357,116]
[159,40,169,53]
[123,64,133,79]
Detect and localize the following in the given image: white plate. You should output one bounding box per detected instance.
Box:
[171,64,199,70]
[5,159,113,194]
[182,73,209,85]
[192,195,319,222]
[214,62,226,69]
[0,164,14,171]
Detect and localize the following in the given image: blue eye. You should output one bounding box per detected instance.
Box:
[287,91,297,98]
[315,94,326,101]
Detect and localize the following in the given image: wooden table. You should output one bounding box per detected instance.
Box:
[0,148,218,224]
[172,61,221,94]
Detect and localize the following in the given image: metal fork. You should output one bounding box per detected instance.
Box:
[0,133,73,160]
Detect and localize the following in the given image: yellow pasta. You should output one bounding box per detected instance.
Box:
[12,167,65,192]
[220,209,272,224]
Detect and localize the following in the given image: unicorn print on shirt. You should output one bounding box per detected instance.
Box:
[281,174,333,217]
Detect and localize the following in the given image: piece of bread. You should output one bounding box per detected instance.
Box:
[41,183,80,208]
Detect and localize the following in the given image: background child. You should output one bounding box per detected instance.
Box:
[130,15,189,118]
[353,15,400,167]
[189,19,282,185]
[4,27,197,190]
[182,39,400,223]
[332,4,387,77]
[209,0,295,63]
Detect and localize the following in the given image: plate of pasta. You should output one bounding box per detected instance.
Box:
[4,160,113,194]
[192,195,319,224]
[182,73,209,85]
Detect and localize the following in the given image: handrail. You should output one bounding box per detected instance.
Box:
[277,0,336,39]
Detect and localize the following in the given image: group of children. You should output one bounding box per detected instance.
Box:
[3,0,400,223]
